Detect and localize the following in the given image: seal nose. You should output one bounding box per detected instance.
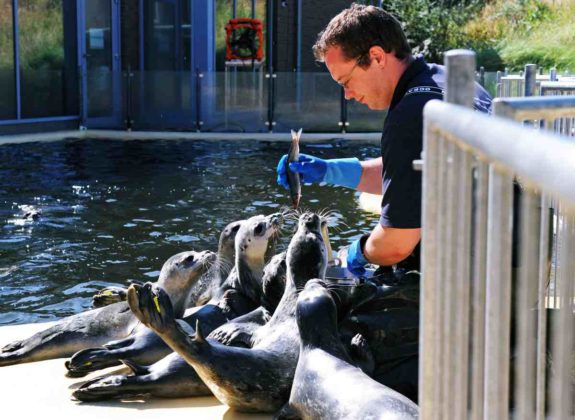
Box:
[269,212,283,227]
[303,213,320,230]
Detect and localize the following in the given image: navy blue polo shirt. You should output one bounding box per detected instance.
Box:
[379,56,492,230]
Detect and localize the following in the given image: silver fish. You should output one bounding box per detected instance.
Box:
[286,128,302,209]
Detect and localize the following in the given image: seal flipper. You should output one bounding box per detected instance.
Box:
[349,333,375,376]
[121,358,150,376]
[207,307,270,348]
[66,340,134,376]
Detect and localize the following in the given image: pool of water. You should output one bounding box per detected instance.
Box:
[0,137,380,324]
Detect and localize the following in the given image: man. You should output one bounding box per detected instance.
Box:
[277,4,491,275]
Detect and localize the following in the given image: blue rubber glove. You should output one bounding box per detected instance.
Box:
[346,236,369,276]
[276,153,362,189]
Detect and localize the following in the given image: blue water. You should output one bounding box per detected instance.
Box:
[0,137,380,324]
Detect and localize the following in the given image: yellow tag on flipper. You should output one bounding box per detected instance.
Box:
[153,295,161,313]
[102,291,113,296]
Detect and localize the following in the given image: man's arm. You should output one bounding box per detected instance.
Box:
[356,157,383,194]
[364,223,420,266]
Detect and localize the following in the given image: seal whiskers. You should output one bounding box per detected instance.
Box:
[127,212,327,412]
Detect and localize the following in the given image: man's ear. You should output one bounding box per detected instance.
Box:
[369,46,387,67]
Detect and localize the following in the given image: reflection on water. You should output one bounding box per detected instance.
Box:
[0,138,380,324]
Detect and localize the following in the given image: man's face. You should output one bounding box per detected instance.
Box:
[324,45,393,110]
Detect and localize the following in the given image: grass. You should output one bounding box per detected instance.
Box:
[498,2,575,72]
[0,0,64,71]
[2,0,574,74]
[463,0,575,71]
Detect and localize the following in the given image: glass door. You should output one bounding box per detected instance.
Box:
[78,0,122,128]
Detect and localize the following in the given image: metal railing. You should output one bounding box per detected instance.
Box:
[420,52,575,420]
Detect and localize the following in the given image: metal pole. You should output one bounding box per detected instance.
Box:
[496,70,502,98]
[232,0,237,18]
[525,64,537,97]
[420,110,441,420]
[551,207,575,420]
[339,88,347,133]
[12,0,21,120]
[470,160,488,420]
[485,100,514,420]
[265,0,274,132]
[514,188,539,419]
[535,192,551,420]
[251,0,256,18]
[444,49,475,420]
[550,68,558,82]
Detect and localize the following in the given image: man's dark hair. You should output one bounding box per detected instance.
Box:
[313,3,411,67]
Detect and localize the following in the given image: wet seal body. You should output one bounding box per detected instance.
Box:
[66,220,245,377]
[91,220,242,309]
[127,212,327,412]
[72,214,282,401]
[279,279,419,420]
[0,250,216,367]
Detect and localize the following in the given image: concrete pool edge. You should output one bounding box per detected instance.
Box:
[0,129,381,145]
[0,321,271,420]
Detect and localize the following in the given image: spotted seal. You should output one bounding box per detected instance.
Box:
[72,250,288,402]
[91,220,242,308]
[126,212,327,412]
[68,213,281,379]
[0,250,216,367]
[277,278,419,420]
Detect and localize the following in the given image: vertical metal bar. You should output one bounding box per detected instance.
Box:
[12,0,21,120]
[470,160,488,420]
[514,188,539,419]
[266,0,274,131]
[483,164,513,419]
[232,0,237,18]
[420,118,441,420]
[295,0,302,73]
[444,50,476,108]
[443,50,476,418]
[496,71,502,98]
[479,66,485,87]
[442,139,458,419]
[535,193,551,420]
[251,0,256,18]
[453,147,473,420]
[550,68,558,82]
[195,69,202,132]
[551,206,575,420]
[434,136,448,420]
[525,64,537,97]
[340,87,347,133]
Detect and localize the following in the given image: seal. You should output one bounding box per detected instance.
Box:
[0,250,216,367]
[91,220,243,308]
[277,278,419,420]
[72,250,288,402]
[127,212,327,412]
[68,213,281,379]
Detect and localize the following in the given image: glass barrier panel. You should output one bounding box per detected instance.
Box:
[129,71,195,130]
[346,100,385,133]
[274,72,340,133]
[0,0,16,120]
[18,0,68,118]
[200,70,268,132]
[20,69,67,118]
